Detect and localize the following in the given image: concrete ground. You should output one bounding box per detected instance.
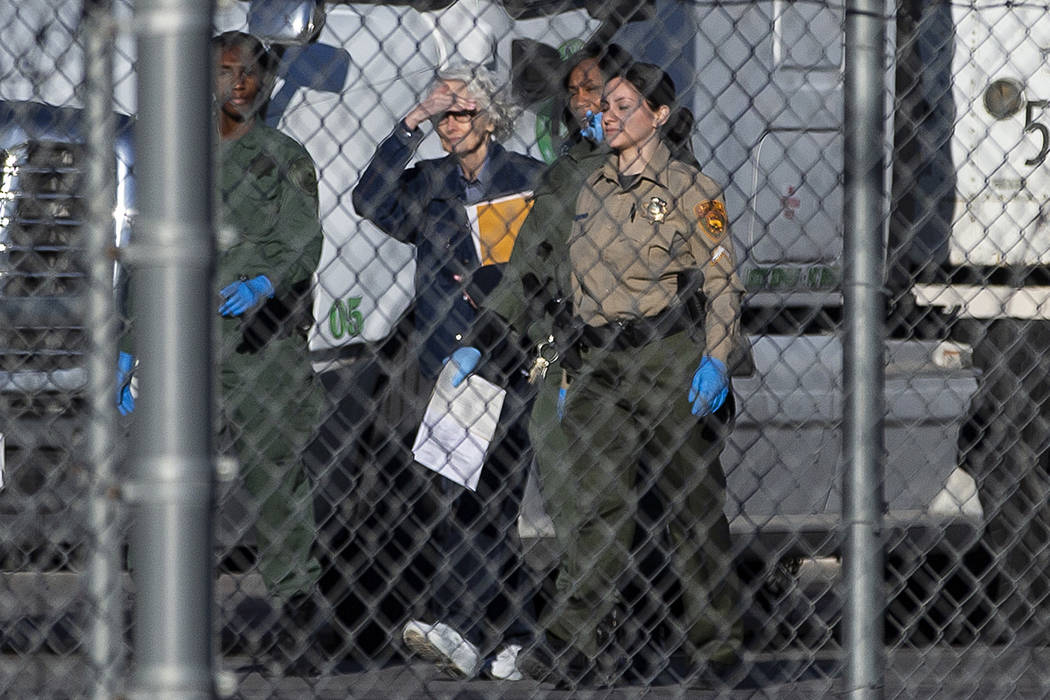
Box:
[2,572,1050,698]
[2,647,1049,699]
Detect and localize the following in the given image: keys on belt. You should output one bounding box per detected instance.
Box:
[527,335,559,384]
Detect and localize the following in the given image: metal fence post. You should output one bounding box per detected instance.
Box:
[83,1,123,697]
[128,0,215,697]
[844,1,887,698]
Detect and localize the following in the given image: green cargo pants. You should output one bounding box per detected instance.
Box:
[529,330,741,663]
[222,333,323,603]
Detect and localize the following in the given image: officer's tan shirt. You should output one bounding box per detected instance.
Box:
[568,141,744,364]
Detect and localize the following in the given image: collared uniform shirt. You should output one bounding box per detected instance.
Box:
[569,141,745,364]
[217,122,322,302]
[213,122,323,361]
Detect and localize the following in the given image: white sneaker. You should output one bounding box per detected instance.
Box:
[402,620,481,679]
[485,643,524,681]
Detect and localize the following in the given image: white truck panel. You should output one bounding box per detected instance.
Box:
[950,2,1050,266]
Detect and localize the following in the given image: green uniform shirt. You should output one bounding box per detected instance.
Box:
[121,123,323,357]
[217,121,322,340]
[215,120,324,448]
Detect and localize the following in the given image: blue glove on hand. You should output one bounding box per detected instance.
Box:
[580,110,604,142]
[117,351,136,416]
[688,356,729,417]
[556,387,567,422]
[447,346,481,388]
[219,275,274,317]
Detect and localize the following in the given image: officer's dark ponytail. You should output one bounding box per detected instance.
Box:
[663,106,700,168]
[619,63,699,167]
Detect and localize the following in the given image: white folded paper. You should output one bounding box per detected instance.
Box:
[411,362,506,491]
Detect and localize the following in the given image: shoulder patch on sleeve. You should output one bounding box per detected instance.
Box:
[288,157,318,197]
[694,199,727,241]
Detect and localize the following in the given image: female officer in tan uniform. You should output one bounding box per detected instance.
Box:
[517,62,746,688]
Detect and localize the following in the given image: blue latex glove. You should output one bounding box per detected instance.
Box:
[447,346,481,388]
[556,387,567,422]
[218,275,274,317]
[580,110,603,142]
[688,356,729,417]
[117,351,136,416]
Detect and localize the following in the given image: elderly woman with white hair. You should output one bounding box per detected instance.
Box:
[352,64,544,680]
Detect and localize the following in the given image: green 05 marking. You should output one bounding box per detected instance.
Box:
[329,296,364,339]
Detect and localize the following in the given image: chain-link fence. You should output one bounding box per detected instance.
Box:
[3,0,1050,697]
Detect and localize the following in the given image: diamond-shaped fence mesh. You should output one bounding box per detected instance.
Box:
[3,0,1050,697]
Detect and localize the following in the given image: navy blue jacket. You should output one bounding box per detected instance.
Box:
[353,121,544,378]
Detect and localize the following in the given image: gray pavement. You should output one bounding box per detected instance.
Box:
[3,573,1050,698]
[223,657,835,699]
[3,648,1050,698]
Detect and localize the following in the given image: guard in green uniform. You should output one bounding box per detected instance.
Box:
[213,32,323,610]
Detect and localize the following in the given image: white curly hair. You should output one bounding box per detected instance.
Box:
[434,63,521,142]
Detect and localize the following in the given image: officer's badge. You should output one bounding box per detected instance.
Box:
[694,200,727,240]
[644,196,668,223]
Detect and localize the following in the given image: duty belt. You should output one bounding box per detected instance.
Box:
[533,268,705,371]
[577,304,695,353]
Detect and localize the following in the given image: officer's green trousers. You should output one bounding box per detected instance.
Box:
[529,330,741,662]
[222,334,323,603]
